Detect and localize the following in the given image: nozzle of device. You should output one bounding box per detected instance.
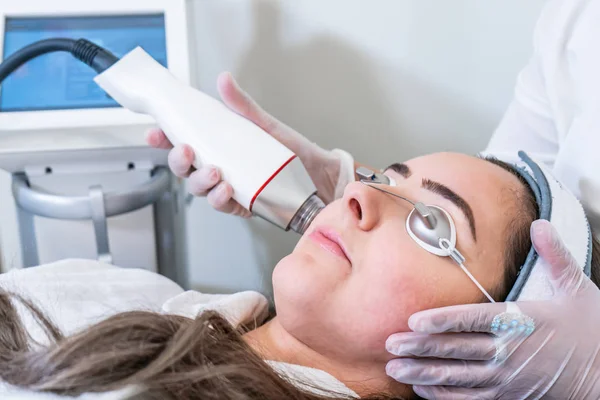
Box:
[93,47,323,233]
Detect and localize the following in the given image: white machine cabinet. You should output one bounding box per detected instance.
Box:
[0,0,199,287]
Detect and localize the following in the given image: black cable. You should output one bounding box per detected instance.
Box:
[0,38,119,83]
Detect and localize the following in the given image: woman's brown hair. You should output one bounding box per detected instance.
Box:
[0,290,402,400]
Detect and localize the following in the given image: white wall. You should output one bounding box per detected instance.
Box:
[184,0,547,299]
[0,0,547,299]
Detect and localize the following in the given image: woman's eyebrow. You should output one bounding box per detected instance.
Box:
[383,162,477,240]
[422,178,477,241]
[385,163,411,178]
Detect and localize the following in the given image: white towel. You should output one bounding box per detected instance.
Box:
[518,161,591,300]
[161,290,270,327]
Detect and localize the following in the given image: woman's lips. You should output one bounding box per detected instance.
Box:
[309,228,351,263]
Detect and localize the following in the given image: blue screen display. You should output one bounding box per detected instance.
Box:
[0,14,167,112]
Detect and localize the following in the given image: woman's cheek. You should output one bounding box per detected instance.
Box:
[274,253,325,303]
[367,244,458,327]
[355,250,428,332]
[272,245,352,317]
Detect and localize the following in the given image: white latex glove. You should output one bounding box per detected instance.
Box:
[146,72,355,217]
[385,219,600,400]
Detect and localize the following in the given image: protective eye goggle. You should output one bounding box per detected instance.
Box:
[356,167,495,303]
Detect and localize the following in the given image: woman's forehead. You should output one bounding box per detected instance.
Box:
[401,153,521,195]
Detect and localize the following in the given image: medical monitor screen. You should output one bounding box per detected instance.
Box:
[0,14,167,112]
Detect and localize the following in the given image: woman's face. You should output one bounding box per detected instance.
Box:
[273,152,526,363]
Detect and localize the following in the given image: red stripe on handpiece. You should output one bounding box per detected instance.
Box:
[249,155,297,212]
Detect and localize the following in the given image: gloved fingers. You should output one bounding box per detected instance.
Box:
[216,72,309,153]
[206,181,251,217]
[206,181,234,211]
[386,332,495,360]
[413,385,497,400]
[217,72,278,131]
[145,128,174,149]
[530,219,586,295]
[386,358,497,387]
[232,204,253,218]
[168,145,196,178]
[408,302,508,334]
[187,166,221,197]
[221,198,252,218]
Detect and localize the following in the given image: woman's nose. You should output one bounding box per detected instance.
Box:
[343,181,385,231]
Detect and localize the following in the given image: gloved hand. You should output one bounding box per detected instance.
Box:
[385,219,600,400]
[146,72,354,217]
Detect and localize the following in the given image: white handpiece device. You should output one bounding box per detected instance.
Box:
[94,47,324,233]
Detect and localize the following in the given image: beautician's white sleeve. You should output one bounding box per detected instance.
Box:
[483,3,559,167]
[484,0,600,234]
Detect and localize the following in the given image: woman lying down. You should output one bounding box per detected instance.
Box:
[0,151,598,400]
